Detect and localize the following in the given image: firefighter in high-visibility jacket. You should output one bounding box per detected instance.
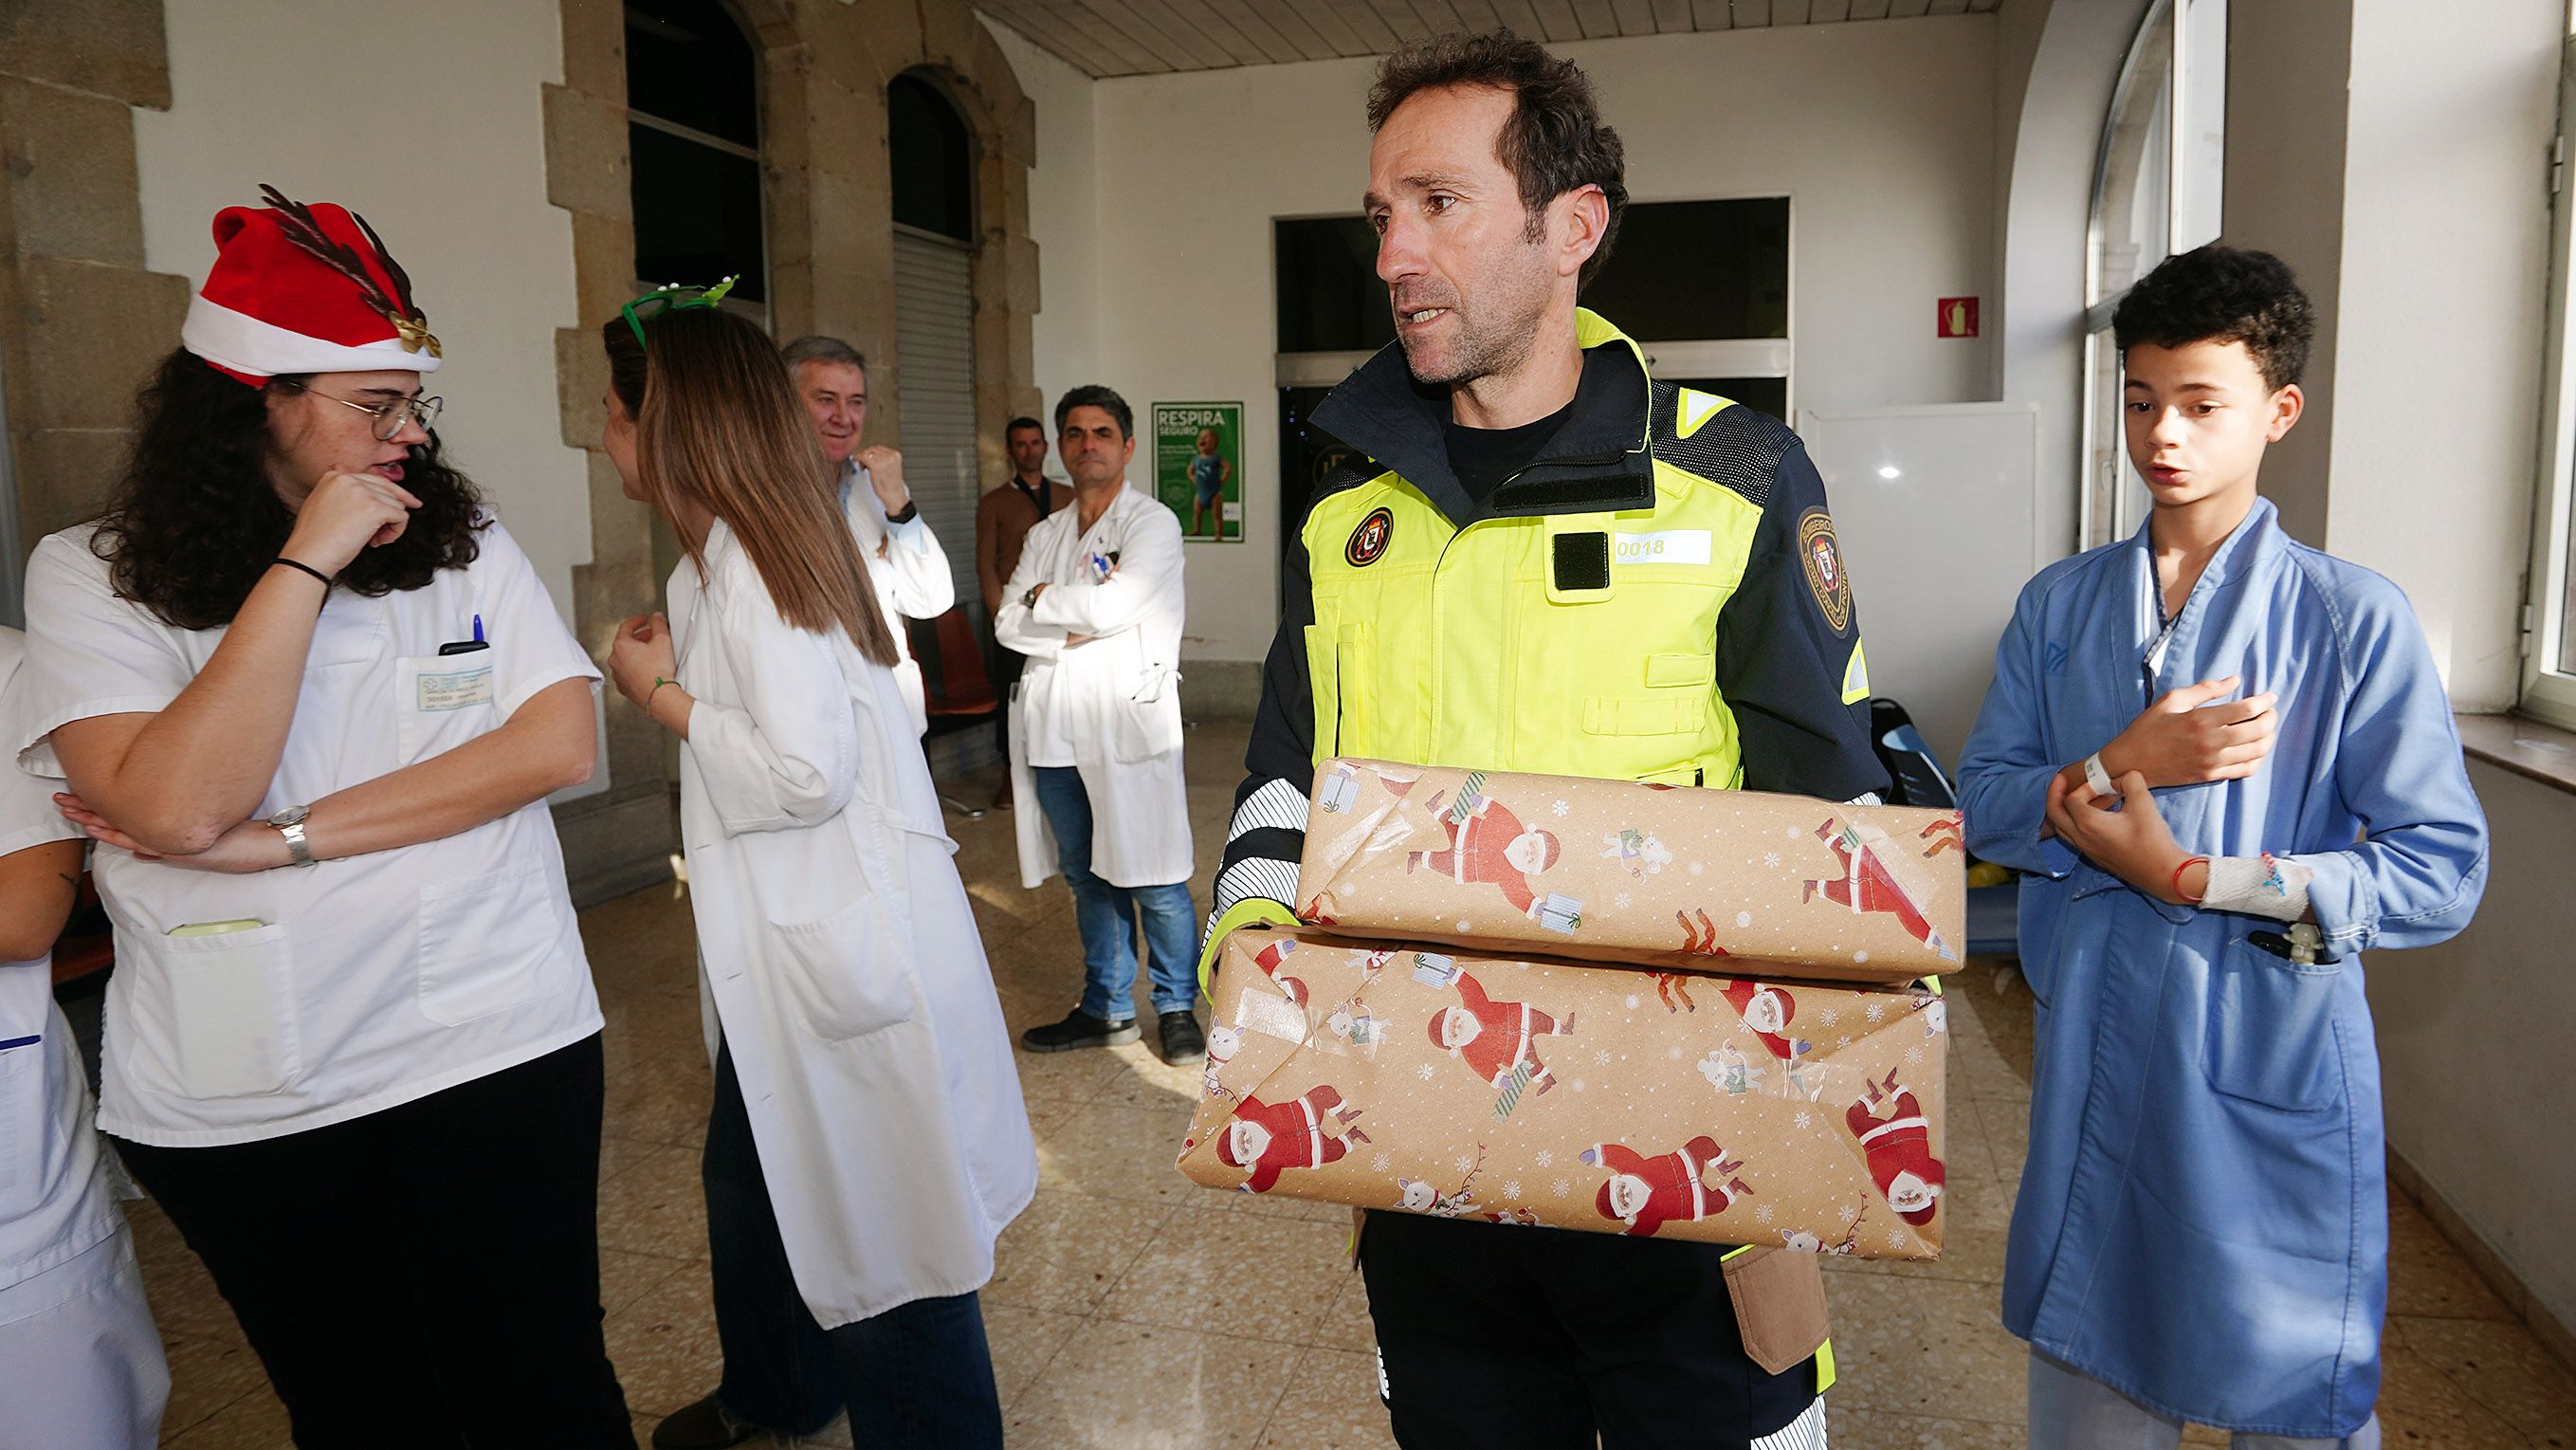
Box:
[1200,32,1890,1450]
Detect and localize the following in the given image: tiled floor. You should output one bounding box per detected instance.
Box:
[139,725,2576,1447]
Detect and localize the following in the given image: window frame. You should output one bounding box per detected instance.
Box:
[625,0,772,315]
[2517,30,2576,730]
[2080,0,2225,552]
[1270,193,1796,416]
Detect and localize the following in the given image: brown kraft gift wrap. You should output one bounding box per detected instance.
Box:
[1297,759,1970,986]
[1177,927,1951,1261]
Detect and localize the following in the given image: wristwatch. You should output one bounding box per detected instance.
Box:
[1022,584,1041,610]
[267,805,317,869]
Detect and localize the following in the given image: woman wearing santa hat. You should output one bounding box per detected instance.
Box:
[11,189,634,1446]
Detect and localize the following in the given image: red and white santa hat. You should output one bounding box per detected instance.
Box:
[179,185,441,387]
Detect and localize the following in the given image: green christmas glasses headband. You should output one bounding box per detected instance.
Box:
[619,276,740,350]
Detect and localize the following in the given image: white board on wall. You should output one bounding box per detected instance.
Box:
[1797,403,2048,771]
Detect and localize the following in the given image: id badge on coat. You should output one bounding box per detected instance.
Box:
[395,654,497,762]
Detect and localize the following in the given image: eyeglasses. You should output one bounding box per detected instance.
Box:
[621,276,740,350]
[312,390,444,442]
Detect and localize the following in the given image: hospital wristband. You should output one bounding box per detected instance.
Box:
[2083,751,2116,798]
[2200,853,2315,922]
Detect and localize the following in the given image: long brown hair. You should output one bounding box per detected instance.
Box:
[602,306,897,666]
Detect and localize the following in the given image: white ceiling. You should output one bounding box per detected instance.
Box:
[977,0,2002,80]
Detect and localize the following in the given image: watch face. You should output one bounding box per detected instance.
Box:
[272,806,309,827]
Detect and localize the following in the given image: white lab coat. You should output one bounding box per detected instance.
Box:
[669,520,1033,1327]
[992,483,1192,891]
[842,462,956,737]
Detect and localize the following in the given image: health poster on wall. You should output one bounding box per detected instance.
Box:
[1152,401,1244,543]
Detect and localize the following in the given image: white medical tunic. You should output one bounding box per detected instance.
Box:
[0,625,168,1450]
[13,520,606,1148]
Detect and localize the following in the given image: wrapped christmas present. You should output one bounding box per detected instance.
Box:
[1300,758,1967,985]
[1176,927,1951,1261]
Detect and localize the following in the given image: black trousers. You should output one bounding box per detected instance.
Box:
[987,635,1025,758]
[1360,1210,1818,1449]
[117,1035,634,1450]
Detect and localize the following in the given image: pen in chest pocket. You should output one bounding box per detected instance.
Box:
[438,611,490,657]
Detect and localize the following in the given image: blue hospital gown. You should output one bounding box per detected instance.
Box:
[1956,498,2488,1438]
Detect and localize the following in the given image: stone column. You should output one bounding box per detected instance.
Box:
[543,0,676,903]
[0,0,192,599]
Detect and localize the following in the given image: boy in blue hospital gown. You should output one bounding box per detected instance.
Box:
[1957,245,2488,1448]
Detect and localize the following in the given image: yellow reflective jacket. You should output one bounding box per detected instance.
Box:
[1215,310,1881,910]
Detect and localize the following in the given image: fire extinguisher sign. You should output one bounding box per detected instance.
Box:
[1937,297,1980,339]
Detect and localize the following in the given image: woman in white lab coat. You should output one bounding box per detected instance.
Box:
[596,299,1033,1450]
[17,193,631,1448]
[0,626,169,1449]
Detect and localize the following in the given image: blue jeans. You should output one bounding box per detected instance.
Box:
[704,1045,1003,1447]
[1030,764,1199,1022]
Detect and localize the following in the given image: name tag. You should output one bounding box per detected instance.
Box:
[414,661,495,711]
[1614,529,1713,567]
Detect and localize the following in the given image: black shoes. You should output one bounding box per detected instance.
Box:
[1159,1011,1206,1064]
[1017,1007,1203,1061]
[1020,1008,1141,1053]
[650,1395,763,1450]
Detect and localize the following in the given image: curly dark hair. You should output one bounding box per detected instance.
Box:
[2113,244,2315,393]
[1366,29,1628,284]
[91,351,484,629]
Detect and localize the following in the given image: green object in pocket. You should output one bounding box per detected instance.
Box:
[167,919,267,938]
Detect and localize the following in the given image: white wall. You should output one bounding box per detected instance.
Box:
[984,15,1101,433]
[2325,0,2560,709]
[2368,762,2576,1334]
[132,0,589,622]
[1078,16,1999,664]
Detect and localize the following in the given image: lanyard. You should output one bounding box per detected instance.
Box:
[1015,478,1051,522]
[2144,553,2182,702]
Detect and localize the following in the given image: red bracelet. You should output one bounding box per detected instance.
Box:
[2172,855,2208,905]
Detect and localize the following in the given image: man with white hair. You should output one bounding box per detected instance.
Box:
[781,335,954,735]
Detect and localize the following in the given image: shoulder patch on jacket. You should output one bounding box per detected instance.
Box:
[1651,381,1793,509]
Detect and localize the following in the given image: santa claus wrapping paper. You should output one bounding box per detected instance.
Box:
[1297,759,1968,986]
[1178,928,1950,1260]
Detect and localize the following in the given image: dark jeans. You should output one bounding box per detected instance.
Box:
[1360,1211,1817,1449]
[1028,764,1198,1022]
[116,1034,633,1450]
[704,1044,1003,1448]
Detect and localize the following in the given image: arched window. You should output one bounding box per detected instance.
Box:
[625,0,767,304]
[2081,0,2226,548]
[888,73,981,610]
[890,74,976,243]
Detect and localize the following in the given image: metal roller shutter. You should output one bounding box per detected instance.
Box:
[891,228,981,609]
